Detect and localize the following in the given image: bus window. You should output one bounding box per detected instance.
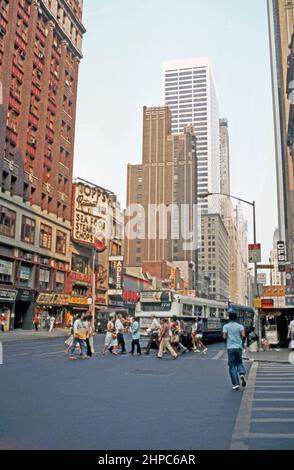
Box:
[209,307,217,318]
[219,309,224,319]
[183,304,193,316]
[195,306,202,317]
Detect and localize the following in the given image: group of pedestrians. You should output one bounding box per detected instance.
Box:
[101,313,208,360]
[66,312,94,360]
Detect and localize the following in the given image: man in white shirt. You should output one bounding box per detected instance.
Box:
[145,315,160,355]
[115,314,127,354]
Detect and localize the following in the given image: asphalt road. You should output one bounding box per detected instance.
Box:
[1,334,292,450]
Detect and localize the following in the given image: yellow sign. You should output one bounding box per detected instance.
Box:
[69,296,89,305]
[253,298,261,308]
[262,286,285,297]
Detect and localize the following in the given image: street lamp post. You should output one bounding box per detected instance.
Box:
[198,192,258,302]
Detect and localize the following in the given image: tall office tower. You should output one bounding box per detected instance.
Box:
[162,57,220,214]
[125,106,197,286]
[219,118,230,195]
[198,213,229,301]
[0,0,85,329]
[268,0,294,261]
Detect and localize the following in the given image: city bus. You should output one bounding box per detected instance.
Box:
[135,290,255,342]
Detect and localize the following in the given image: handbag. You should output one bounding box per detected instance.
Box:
[76,327,88,341]
[111,332,117,340]
[171,334,179,343]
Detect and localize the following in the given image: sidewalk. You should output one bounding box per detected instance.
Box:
[0,328,68,343]
[246,348,292,364]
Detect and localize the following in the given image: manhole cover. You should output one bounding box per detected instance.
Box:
[129,369,173,376]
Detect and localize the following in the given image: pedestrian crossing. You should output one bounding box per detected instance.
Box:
[231,362,294,449]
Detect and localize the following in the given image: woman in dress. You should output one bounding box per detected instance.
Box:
[102,314,118,355]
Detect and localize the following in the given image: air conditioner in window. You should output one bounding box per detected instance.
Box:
[47,151,52,158]
[65,80,70,86]
[42,258,49,265]
[24,252,33,261]
[54,70,58,77]
[0,28,5,37]
[20,51,26,60]
[36,70,42,79]
[39,52,44,60]
[30,137,37,146]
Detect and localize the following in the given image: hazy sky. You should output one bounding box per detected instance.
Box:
[74,0,277,263]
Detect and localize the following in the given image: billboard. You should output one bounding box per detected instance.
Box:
[72,182,109,248]
[277,241,286,272]
[140,291,172,303]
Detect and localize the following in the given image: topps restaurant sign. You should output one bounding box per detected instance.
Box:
[72,183,108,246]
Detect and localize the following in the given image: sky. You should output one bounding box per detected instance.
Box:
[74,0,277,264]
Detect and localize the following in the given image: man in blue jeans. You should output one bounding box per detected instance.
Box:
[223,312,247,390]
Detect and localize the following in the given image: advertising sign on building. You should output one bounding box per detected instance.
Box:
[262,285,285,297]
[109,256,123,290]
[248,244,261,263]
[72,182,109,249]
[277,241,286,272]
[140,291,172,303]
[257,273,266,285]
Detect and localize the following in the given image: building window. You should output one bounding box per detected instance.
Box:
[40,224,52,249]
[19,264,33,288]
[21,216,36,244]
[39,268,50,290]
[56,230,66,254]
[71,255,89,274]
[0,206,16,238]
[56,271,65,292]
[0,259,14,284]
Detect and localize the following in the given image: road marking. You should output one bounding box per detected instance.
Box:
[255,391,294,394]
[255,385,294,388]
[212,351,224,360]
[230,361,258,450]
[245,433,294,439]
[254,398,294,401]
[253,408,294,411]
[251,418,294,423]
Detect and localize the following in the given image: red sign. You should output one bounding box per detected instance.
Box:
[248,244,261,250]
[261,299,274,309]
[123,290,140,303]
[69,272,91,284]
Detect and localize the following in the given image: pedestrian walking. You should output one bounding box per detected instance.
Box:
[191,319,200,352]
[223,311,247,390]
[170,316,187,354]
[85,314,94,357]
[115,313,127,354]
[130,317,141,355]
[102,314,118,355]
[288,318,294,351]
[68,313,89,360]
[157,318,178,360]
[32,314,40,332]
[48,315,55,333]
[195,317,207,354]
[145,315,160,354]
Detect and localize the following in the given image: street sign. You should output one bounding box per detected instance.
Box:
[248,244,261,263]
[277,241,286,272]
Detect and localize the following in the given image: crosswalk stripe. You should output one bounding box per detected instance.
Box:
[251,418,294,423]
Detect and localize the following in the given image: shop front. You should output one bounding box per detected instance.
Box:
[36,293,71,328]
[256,307,294,348]
[68,295,90,318]
[15,289,37,330]
[0,288,17,331]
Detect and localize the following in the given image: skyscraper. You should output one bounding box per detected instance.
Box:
[0,0,85,329]
[219,118,230,195]
[162,57,220,213]
[268,0,294,260]
[125,106,197,286]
